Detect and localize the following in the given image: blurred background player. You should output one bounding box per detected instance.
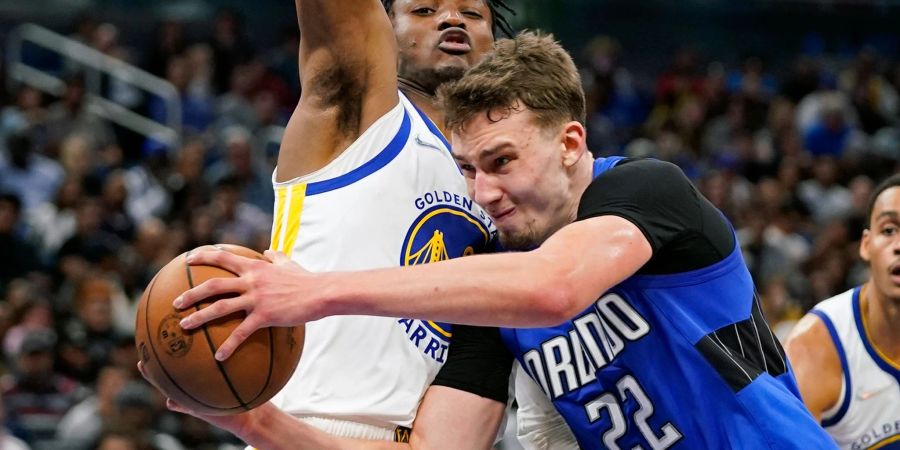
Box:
[786,173,900,450]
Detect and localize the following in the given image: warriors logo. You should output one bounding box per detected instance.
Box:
[398,204,491,358]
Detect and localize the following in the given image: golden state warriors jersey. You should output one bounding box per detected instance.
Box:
[268,92,494,438]
[811,286,900,450]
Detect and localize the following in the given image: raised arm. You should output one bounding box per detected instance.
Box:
[277,0,400,181]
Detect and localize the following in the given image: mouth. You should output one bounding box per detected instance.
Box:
[891,262,900,283]
[437,28,472,55]
[490,207,516,224]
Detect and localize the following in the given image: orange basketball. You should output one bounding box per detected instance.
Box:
[135,244,304,415]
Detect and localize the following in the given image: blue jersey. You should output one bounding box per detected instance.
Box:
[499,157,836,450]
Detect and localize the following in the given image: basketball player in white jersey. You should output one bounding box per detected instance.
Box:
[785,173,900,450]
[212,0,507,444]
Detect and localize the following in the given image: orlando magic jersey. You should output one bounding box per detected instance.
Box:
[811,286,900,449]
[268,92,493,437]
[499,157,836,449]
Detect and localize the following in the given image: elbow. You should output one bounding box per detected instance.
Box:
[530,278,583,326]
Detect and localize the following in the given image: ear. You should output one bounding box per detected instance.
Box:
[560,121,587,168]
[859,228,871,263]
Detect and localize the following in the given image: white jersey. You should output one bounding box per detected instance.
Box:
[268,92,494,440]
[513,363,580,450]
[811,286,900,450]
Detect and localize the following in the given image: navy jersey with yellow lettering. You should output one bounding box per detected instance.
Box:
[495,158,836,449]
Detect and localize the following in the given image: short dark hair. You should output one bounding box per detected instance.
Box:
[438,31,585,133]
[381,0,514,37]
[866,173,900,227]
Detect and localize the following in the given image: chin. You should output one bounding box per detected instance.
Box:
[498,231,539,251]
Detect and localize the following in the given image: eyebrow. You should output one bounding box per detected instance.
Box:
[875,210,899,222]
[452,144,511,164]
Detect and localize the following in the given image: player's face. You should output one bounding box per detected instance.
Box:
[861,186,900,302]
[390,0,494,93]
[452,107,577,250]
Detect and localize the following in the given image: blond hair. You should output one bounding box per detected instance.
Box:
[438,31,585,133]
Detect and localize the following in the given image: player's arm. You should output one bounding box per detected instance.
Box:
[179,162,723,358]
[237,389,503,450]
[784,314,843,421]
[278,0,399,181]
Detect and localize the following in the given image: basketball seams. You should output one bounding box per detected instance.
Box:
[185,249,252,411]
[143,258,244,413]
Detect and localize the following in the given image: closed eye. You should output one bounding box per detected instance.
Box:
[463,10,484,19]
[412,7,436,15]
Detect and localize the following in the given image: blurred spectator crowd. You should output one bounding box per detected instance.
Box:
[0,9,898,450]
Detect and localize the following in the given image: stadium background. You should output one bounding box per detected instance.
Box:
[0,0,898,449]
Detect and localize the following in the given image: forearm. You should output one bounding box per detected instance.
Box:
[242,404,408,450]
[323,250,579,328]
[319,217,651,328]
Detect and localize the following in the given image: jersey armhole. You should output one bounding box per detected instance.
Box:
[809,309,852,427]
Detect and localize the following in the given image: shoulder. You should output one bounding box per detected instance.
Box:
[784,311,843,384]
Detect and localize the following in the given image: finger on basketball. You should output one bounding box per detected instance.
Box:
[214,318,261,361]
[186,249,247,273]
[179,295,248,330]
[175,276,245,310]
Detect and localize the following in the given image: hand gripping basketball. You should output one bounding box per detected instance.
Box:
[175,249,320,361]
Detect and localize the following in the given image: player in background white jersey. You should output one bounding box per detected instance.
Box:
[786,173,900,450]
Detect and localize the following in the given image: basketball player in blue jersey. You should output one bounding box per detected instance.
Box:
[786,174,900,450]
[175,33,837,448]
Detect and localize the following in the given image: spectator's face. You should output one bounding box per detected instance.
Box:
[452,107,582,250]
[97,436,137,450]
[391,0,494,94]
[861,186,900,302]
[0,200,18,234]
[17,350,54,381]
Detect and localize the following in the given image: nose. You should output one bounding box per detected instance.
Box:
[471,172,502,207]
[438,9,466,30]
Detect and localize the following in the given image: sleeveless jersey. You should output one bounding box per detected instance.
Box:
[811,286,900,450]
[268,92,494,434]
[498,157,836,450]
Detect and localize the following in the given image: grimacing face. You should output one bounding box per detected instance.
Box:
[390,0,494,94]
[861,186,900,302]
[452,107,579,250]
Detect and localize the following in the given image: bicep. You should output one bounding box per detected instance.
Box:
[410,386,505,450]
[537,216,652,311]
[784,314,843,420]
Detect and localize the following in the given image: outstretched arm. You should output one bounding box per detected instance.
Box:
[176,214,651,360]
[278,0,399,181]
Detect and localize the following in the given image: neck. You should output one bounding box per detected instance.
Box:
[398,78,448,137]
[863,283,900,361]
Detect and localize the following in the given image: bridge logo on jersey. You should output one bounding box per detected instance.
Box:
[397,202,491,362]
[520,293,651,399]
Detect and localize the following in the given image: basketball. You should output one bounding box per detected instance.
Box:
[135,244,304,415]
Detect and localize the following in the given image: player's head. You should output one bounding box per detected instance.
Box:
[861,173,900,302]
[440,32,588,249]
[382,0,513,95]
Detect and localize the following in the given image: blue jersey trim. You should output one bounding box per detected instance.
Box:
[592,156,626,178]
[809,309,852,427]
[408,98,451,152]
[852,286,900,385]
[305,108,412,196]
[620,241,745,289]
